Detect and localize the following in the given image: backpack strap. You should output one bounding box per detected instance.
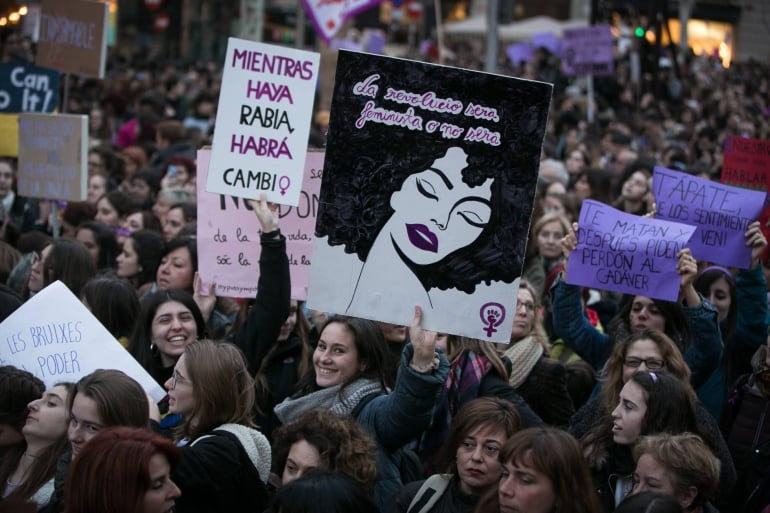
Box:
[406,474,452,513]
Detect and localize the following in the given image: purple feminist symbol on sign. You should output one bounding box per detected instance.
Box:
[480,302,506,337]
[279,176,291,195]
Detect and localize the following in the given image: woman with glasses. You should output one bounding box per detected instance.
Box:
[553,222,722,393]
[164,340,272,513]
[502,280,574,427]
[568,331,735,510]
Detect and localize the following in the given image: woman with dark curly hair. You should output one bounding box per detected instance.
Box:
[271,408,377,491]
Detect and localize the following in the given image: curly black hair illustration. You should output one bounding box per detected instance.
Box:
[316,52,552,294]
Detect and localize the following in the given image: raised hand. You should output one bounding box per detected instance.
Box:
[408,306,438,373]
[247,192,280,236]
[193,271,217,321]
[746,220,767,269]
[560,222,579,266]
[677,248,700,306]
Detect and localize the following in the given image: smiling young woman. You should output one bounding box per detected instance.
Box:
[273,309,449,512]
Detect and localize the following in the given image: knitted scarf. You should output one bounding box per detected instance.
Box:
[504,335,544,389]
[417,351,492,475]
[273,378,383,424]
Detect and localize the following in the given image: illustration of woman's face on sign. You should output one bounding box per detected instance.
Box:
[388,147,493,265]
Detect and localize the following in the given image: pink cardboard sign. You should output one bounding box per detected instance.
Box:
[197,149,323,299]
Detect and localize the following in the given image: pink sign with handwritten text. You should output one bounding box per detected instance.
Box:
[197,149,323,299]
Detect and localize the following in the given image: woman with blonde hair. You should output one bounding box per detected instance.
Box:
[632,433,720,513]
[522,212,572,299]
[164,340,271,513]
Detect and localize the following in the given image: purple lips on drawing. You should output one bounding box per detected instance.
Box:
[406,224,439,253]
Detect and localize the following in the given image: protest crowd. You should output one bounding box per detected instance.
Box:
[1,20,770,513]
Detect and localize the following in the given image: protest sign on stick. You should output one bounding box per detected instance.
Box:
[0,281,165,401]
[206,38,320,206]
[566,200,696,302]
[17,113,87,202]
[35,0,109,79]
[561,25,614,77]
[198,149,322,299]
[307,50,552,342]
[653,166,765,269]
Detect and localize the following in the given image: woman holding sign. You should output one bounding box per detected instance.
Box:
[273,310,449,512]
[552,222,722,391]
[693,220,767,419]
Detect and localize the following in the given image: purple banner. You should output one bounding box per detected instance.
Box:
[506,42,532,65]
[531,32,561,56]
[566,200,696,301]
[652,166,765,269]
[561,24,614,77]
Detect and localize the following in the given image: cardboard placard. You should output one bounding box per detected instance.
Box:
[566,200,696,301]
[36,0,109,79]
[17,113,87,202]
[561,25,614,77]
[197,149,323,299]
[0,63,59,113]
[653,166,765,269]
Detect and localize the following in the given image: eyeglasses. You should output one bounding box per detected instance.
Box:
[623,357,665,370]
[516,301,536,313]
[170,368,190,389]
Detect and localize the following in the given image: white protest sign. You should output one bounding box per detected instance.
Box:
[0,281,165,401]
[206,38,320,206]
[17,113,88,201]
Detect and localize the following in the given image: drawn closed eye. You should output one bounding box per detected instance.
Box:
[416,179,438,201]
[457,209,489,228]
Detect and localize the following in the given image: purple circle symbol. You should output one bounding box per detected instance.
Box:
[278,176,291,196]
[479,302,506,337]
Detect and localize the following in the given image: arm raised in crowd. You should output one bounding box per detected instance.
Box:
[227,194,291,375]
